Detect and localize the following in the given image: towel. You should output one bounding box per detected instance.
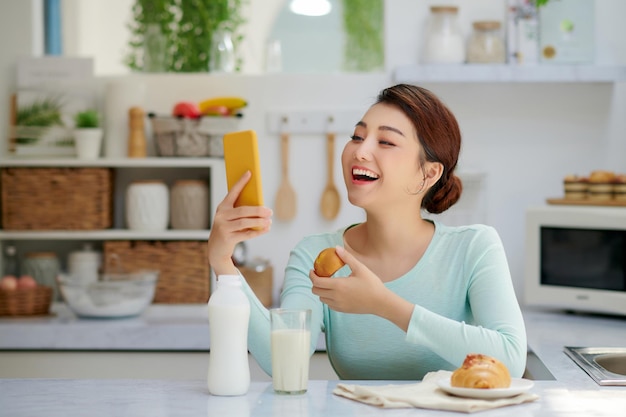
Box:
[333,370,540,413]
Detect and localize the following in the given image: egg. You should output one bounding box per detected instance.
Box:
[17,275,38,290]
[0,275,18,291]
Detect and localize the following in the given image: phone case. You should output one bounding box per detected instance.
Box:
[223,130,264,207]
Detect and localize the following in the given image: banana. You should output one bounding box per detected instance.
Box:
[199,96,247,114]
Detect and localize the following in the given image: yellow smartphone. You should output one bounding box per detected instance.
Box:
[223,129,264,207]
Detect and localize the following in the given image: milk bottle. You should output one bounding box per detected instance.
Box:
[207,275,250,396]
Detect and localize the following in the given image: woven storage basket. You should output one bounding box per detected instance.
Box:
[103,240,209,303]
[149,114,240,157]
[1,168,113,230]
[0,286,53,316]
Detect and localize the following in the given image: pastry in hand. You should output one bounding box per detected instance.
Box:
[313,247,345,277]
[450,353,511,389]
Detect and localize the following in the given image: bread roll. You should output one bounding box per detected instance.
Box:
[314,248,345,277]
[451,353,511,389]
[588,170,615,183]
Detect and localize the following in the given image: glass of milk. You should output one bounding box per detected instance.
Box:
[270,309,312,395]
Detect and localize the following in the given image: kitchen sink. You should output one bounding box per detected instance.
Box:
[564,346,626,386]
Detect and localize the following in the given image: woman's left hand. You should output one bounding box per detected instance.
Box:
[309,246,388,315]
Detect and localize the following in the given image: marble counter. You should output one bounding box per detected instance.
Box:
[1,378,625,417]
[1,303,625,386]
[0,303,211,350]
[1,305,625,415]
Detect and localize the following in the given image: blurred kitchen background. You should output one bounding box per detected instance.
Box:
[0,0,625,307]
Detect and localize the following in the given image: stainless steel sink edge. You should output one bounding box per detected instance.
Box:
[564,346,626,386]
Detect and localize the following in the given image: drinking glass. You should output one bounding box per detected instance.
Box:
[270,309,312,395]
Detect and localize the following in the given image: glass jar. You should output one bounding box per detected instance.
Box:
[209,26,236,73]
[422,6,465,64]
[143,24,167,72]
[467,21,506,64]
[22,252,60,300]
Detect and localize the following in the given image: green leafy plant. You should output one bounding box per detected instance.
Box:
[16,97,64,127]
[15,97,64,144]
[341,0,384,72]
[74,109,100,128]
[125,0,247,72]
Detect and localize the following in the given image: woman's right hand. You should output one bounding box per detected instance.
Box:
[207,171,273,275]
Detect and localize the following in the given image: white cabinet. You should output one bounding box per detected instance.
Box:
[0,157,226,274]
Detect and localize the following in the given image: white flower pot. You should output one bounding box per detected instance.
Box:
[74,128,103,159]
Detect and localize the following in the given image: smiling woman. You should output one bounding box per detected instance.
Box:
[207,83,527,381]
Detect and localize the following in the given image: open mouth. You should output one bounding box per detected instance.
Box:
[352,167,379,182]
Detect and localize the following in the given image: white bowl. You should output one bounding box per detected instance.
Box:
[57,271,159,318]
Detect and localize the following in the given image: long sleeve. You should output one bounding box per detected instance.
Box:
[405,225,527,377]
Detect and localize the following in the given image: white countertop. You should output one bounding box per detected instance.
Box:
[0,303,211,350]
[1,305,625,416]
[1,378,625,417]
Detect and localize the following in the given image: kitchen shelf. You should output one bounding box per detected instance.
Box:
[0,157,223,168]
[0,156,227,276]
[0,230,211,240]
[394,64,626,83]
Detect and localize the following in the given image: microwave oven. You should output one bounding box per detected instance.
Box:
[524,205,626,316]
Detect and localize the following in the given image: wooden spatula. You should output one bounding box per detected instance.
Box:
[274,129,297,221]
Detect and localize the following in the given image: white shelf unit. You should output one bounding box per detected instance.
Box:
[0,157,226,273]
[394,64,626,83]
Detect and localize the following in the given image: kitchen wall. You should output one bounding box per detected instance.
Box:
[1,0,625,304]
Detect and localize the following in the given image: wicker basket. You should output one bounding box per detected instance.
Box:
[0,286,53,317]
[103,240,209,303]
[1,168,113,230]
[149,114,240,157]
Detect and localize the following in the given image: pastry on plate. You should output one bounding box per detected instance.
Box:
[451,353,511,389]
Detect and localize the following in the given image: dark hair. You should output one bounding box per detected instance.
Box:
[375,84,462,214]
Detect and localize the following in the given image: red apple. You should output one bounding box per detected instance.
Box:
[0,275,18,291]
[172,101,202,119]
[17,275,38,290]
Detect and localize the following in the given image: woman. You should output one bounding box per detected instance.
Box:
[207,84,527,380]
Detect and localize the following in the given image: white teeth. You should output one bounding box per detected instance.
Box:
[352,168,379,179]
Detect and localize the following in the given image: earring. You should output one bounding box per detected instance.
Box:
[417,181,426,194]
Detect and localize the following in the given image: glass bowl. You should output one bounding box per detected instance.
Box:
[56,270,159,319]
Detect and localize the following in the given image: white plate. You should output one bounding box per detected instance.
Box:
[437,378,534,399]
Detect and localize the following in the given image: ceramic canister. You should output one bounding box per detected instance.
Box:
[21,252,61,301]
[104,80,146,158]
[126,180,169,231]
[68,244,102,283]
[170,180,210,229]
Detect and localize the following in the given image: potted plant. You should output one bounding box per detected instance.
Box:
[73,109,103,159]
[125,0,246,72]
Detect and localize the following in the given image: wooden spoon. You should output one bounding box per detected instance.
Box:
[274,131,297,221]
[320,131,341,220]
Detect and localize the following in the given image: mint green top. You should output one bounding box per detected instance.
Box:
[240,221,527,380]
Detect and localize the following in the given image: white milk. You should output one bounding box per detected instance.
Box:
[207,275,250,396]
[271,329,311,393]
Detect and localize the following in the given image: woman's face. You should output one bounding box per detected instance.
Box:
[341,103,425,211]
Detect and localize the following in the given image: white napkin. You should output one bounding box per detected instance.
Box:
[333,370,539,414]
